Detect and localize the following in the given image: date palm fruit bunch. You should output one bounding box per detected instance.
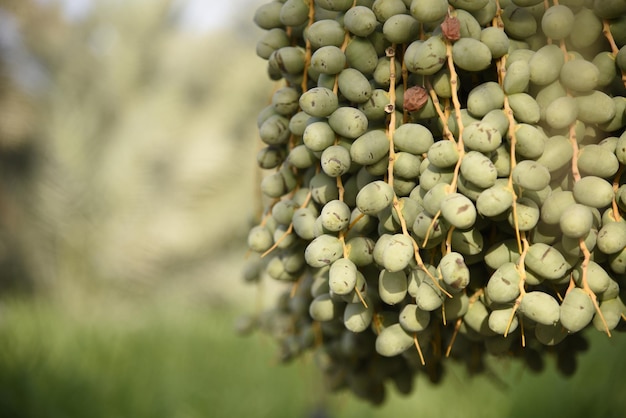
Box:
[243,0,626,404]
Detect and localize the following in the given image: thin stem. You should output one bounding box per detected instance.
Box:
[577,238,611,336]
[260,190,312,257]
[413,334,426,366]
[498,53,523,255]
[504,232,529,339]
[300,0,316,93]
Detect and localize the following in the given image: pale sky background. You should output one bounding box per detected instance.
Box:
[1,0,266,93]
[34,0,259,32]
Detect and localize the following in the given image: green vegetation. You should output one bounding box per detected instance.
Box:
[0,288,625,418]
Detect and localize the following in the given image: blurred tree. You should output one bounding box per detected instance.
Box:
[0,0,270,297]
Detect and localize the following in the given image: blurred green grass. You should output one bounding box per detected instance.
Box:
[0,287,625,418]
[0,293,321,418]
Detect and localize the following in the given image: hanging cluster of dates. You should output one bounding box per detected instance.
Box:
[244,0,626,404]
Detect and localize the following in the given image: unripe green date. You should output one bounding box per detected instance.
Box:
[409,0,449,23]
[328,107,369,139]
[310,46,346,75]
[512,123,546,160]
[439,252,470,292]
[303,121,335,152]
[270,46,306,75]
[480,26,510,58]
[593,298,625,332]
[575,91,616,125]
[450,227,484,255]
[570,8,603,49]
[356,180,395,215]
[487,262,522,303]
[593,0,626,19]
[535,321,568,346]
[379,268,408,304]
[359,89,390,121]
[476,184,515,218]
[525,243,570,280]
[344,301,374,333]
[299,87,339,118]
[460,151,497,189]
[541,5,575,40]
[383,14,420,44]
[393,152,422,179]
[399,304,430,333]
[345,37,379,76]
[305,235,344,268]
[280,0,309,26]
[257,28,290,59]
[404,36,447,76]
[351,130,389,165]
[467,82,504,118]
[431,68,458,99]
[559,203,594,239]
[560,288,595,333]
[545,96,578,130]
[572,176,614,209]
[535,135,573,172]
[382,234,415,273]
[462,121,503,153]
[512,160,550,191]
[464,300,495,336]
[337,68,373,104]
[440,193,477,230]
[573,261,611,295]
[309,171,339,204]
[329,257,358,295]
[452,38,493,72]
[489,307,518,335]
[427,140,460,169]
[344,6,378,37]
[415,275,445,311]
[309,293,339,322]
[272,86,300,116]
[597,221,626,255]
[259,114,291,145]
[502,6,538,40]
[254,2,284,30]
[484,239,521,270]
[393,123,434,155]
[519,291,560,325]
[306,19,345,49]
[542,192,576,228]
[372,0,408,23]
[529,44,564,86]
[592,52,617,88]
[455,9,482,39]
[577,144,620,179]
[508,93,540,124]
[375,323,414,357]
[560,59,600,93]
[449,0,490,12]
[509,197,540,231]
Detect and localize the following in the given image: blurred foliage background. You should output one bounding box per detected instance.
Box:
[0,1,624,417]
